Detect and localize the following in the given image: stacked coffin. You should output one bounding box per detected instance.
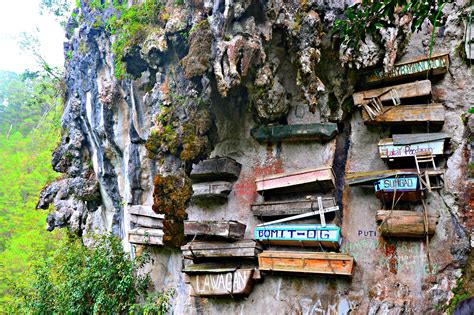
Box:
[252,166,355,276]
[349,52,449,239]
[181,157,262,298]
[190,157,241,202]
[128,205,165,246]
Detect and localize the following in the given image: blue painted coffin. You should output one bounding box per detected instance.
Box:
[374,176,418,192]
[373,176,421,202]
[254,224,341,249]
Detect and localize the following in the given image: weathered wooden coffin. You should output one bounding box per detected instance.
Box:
[363,52,449,84]
[183,264,254,297]
[361,103,445,125]
[181,240,262,260]
[346,169,419,187]
[128,228,164,246]
[184,220,246,241]
[256,166,336,194]
[250,123,338,142]
[376,210,439,238]
[251,197,337,217]
[258,251,355,276]
[129,205,164,229]
[254,224,341,249]
[190,157,241,181]
[192,181,233,200]
[378,133,449,159]
[374,176,422,202]
[353,80,431,106]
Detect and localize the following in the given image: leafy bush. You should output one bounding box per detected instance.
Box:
[333,0,450,50]
[15,233,174,314]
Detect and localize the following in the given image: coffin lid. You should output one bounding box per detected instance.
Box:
[391,52,449,67]
[391,132,450,145]
[258,251,353,260]
[182,263,254,274]
[128,228,164,237]
[346,169,419,186]
[255,166,333,182]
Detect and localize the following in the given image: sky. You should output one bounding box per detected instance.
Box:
[0,0,68,73]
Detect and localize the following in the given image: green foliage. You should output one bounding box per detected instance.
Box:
[99,0,164,79]
[145,94,211,162]
[40,0,72,28]
[445,277,470,314]
[14,233,174,314]
[333,0,451,50]
[0,70,65,311]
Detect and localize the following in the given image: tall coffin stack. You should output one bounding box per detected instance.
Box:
[349,53,449,239]
[181,157,262,298]
[252,167,355,276]
[128,205,165,246]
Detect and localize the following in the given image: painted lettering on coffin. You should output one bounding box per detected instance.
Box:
[254,225,340,242]
[374,177,418,192]
[195,271,246,293]
[379,141,444,158]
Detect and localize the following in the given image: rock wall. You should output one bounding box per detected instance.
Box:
[38,0,474,313]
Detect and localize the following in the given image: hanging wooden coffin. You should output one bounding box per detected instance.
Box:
[361,103,445,125]
[256,166,335,195]
[184,220,246,241]
[190,157,241,181]
[254,224,341,249]
[374,176,422,202]
[378,133,449,159]
[258,251,355,276]
[129,205,164,229]
[183,264,255,297]
[353,80,432,106]
[363,52,449,84]
[251,123,338,143]
[191,181,233,200]
[346,169,419,187]
[251,197,337,217]
[128,228,164,246]
[181,240,262,260]
[376,210,439,238]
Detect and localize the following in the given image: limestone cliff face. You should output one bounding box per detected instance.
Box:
[37,0,474,313]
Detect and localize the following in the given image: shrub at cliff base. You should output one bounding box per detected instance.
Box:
[15,233,174,314]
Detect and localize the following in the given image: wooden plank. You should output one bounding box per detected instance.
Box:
[361,104,445,125]
[378,137,446,159]
[192,181,233,200]
[256,166,335,194]
[186,269,254,297]
[254,224,341,249]
[129,205,164,219]
[181,240,262,259]
[184,220,246,241]
[258,251,354,276]
[353,80,431,106]
[391,132,449,145]
[346,169,419,186]
[251,198,337,217]
[130,214,163,229]
[376,210,439,238]
[251,123,338,142]
[363,53,449,84]
[128,228,164,246]
[190,157,242,181]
